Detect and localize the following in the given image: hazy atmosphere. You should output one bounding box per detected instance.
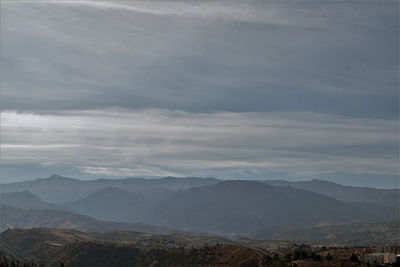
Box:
[0,1,399,266]
[1,0,398,188]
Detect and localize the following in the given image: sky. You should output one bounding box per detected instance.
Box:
[0,0,398,188]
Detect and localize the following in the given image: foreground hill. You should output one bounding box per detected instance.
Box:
[1,225,395,267]
[1,201,395,246]
[50,243,268,267]
[1,228,231,254]
[1,175,219,203]
[0,204,178,235]
[143,180,371,237]
[254,220,400,246]
[0,228,269,267]
[0,250,43,267]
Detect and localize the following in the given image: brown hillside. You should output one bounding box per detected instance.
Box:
[0,228,271,267]
[49,243,269,267]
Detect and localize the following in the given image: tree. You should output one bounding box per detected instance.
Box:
[326,253,333,261]
[350,253,360,263]
[310,252,322,261]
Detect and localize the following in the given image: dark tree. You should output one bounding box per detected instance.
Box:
[350,253,360,263]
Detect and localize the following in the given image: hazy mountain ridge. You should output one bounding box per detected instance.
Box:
[0,191,64,211]
[1,175,397,239]
[1,203,397,246]
[1,175,220,203]
[63,187,149,222]
[3,175,398,206]
[0,204,181,235]
[262,179,399,207]
[142,180,373,237]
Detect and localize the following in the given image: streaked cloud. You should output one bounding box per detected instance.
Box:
[1,0,398,116]
[0,0,398,187]
[1,110,397,184]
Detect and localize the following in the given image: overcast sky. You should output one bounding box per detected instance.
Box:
[1,0,398,188]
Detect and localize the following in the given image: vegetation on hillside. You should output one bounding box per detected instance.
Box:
[0,250,43,267]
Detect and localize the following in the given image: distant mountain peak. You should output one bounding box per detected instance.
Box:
[49,174,64,179]
[47,174,71,180]
[44,175,79,183]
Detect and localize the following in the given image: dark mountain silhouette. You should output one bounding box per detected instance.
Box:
[4,175,397,208]
[263,179,399,207]
[2,176,396,239]
[143,180,372,237]
[0,191,64,211]
[63,187,149,222]
[3,175,397,207]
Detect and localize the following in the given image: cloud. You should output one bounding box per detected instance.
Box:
[0,1,398,188]
[7,0,393,29]
[1,109,398,182]
[1,0,398,117]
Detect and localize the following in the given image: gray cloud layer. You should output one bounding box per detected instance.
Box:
[1,0,398,117]
[0,0,398,187]
[1,110,398,187]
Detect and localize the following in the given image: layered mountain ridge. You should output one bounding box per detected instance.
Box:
[1,175,398,239]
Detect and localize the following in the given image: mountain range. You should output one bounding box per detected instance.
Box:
[262,179,399,207]
[140,180,372,237]
[1,175,398,239]
[63,187,149,222]
[1,175,219,203]
[0,191,64,211]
